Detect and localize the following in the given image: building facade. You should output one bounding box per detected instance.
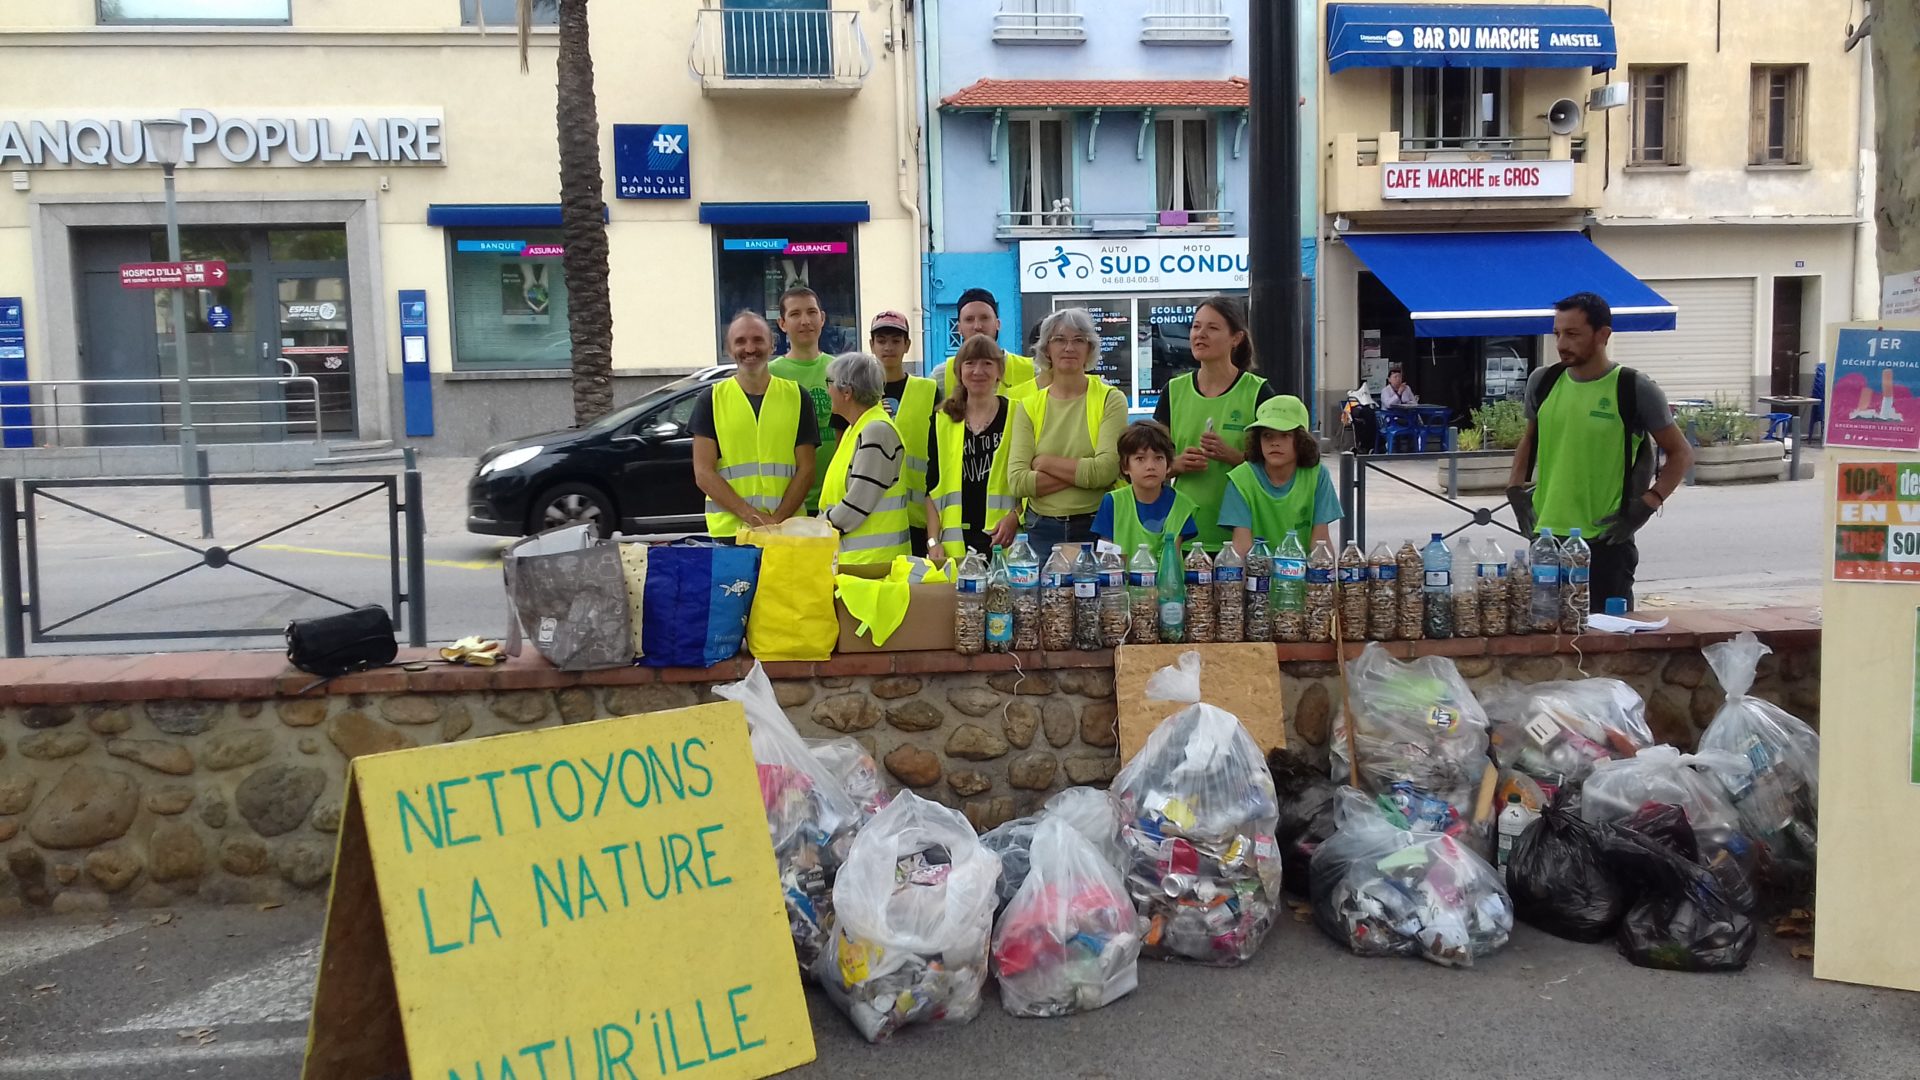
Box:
[0,0,921,457]
[1314,0,1872,425]
[920,0,1314,414]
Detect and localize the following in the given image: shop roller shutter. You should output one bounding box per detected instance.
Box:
[1606,277,1757,404]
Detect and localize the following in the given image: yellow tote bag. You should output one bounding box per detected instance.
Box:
[744,518,841,661]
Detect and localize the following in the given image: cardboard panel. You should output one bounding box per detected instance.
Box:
[1113,643,1286,764]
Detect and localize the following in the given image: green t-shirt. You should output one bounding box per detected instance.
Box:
[1162,370,1270,550]
[768,352,834,512]
[1533,365,1638,537]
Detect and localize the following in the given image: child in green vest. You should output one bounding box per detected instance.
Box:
[1219,396,1342,554]
[1093,421,1199,554]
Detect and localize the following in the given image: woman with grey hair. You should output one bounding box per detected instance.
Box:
[1006,308,1127,558]
[819,351,910,563]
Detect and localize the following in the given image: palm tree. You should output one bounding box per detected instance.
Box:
[518,0,614,425]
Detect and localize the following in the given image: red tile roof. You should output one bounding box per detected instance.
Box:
[940,78,1251,110]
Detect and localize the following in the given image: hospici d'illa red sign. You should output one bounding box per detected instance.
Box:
[118,261,229,289]
[1381,160,1575,200]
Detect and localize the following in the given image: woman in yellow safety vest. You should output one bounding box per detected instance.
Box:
[923,334,1020,560]
[1005,307,1128,560]
[819,351,912,564]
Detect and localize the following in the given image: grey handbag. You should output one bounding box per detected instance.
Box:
[502,525,633,671]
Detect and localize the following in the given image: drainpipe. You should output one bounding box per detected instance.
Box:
[1853,27,1878,319]
[923,0,947,355]
[891,1,927,364]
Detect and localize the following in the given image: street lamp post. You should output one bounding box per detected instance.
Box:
[142,118,205,524]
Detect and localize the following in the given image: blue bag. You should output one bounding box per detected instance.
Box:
[639,541,760,667]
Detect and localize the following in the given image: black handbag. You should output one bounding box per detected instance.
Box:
[286,605,398,678]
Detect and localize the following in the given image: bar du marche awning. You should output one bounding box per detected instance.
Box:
[1327,4,1617,73]
[1344,231,1676,337]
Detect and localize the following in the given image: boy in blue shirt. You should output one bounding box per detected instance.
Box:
[1094,421,1201,553]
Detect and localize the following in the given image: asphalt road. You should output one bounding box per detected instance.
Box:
[1,899,1913,1079]
[7,457,1825,656]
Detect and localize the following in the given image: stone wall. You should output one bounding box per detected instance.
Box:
[0,617,1821,914]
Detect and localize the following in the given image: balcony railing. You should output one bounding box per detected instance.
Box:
[1353,134,1588,166]
[688,8,871,94]
[1142,0,1232,44]
[995,208,1234,239]
[993,0,1086,43]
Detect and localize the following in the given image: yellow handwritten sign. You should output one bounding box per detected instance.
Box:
[302,702,815,1080]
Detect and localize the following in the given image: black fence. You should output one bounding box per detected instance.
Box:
[1,471,426,657]
[1337,447,1530,552]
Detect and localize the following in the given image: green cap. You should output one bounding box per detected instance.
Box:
[1244,394,1311,436]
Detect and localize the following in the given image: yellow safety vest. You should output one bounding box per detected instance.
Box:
[944,351,1037,398]
[928,401,1018,560]
[889,375,938,530]
[1021,378,1114,457]
[704,377,802,540]
[820,404,912,564]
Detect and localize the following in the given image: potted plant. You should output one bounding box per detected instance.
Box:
[1679,400,1782,484]
[1439,399,1526,494]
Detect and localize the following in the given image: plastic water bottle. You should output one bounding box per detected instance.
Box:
[1507,543,1532,637]
[1421,532,1453,639]
[1184,540,1216,643]
[954,549,987,655]
[1128,543,1158,644]
[1157,530,1186,643]
[1529,527,1561,633]
[1098,547,1128,647]
[1274,530,1307,643]
[986,545,1013,653]
[1072,543,1101,651]
[1366,541,1398,641]
[1007,533,1040,651]
[1560,528,1592,635]
[1452,539,1480,638]
[1041,545,1075,651]
[1306,538,1337,643]
[1213,543,1246,642]
[1338,540,1367,642]
[1244,538,1273,644]
[1496,794,1535,869]
[1477,540,1508,636]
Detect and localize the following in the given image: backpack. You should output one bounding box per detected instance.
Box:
[1522,364,1657,511]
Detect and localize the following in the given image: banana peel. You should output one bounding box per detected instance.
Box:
[440,637,504,667]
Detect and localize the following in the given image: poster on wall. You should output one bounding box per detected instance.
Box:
[1826,326,1920,451]
[1832,460,1920,582]
[500,263,553,325]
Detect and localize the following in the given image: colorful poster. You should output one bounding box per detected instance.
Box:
[1826,327,1920,450]
[1833,461,1920,582]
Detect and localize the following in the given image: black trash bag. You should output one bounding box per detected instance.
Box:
[1269,749,1339,897]
[1505,791,1627,943]
[1601,804,1757,973]
[1619,802,1757,916]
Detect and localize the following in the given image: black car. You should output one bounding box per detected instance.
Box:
[466,367,733,537]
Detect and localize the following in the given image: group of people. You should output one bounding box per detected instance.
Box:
[687,285,1688,610]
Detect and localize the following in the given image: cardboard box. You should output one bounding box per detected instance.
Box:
[834,563,956,653]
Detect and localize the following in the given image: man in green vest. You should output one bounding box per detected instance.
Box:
[692,311,820,540]
[1507,292,1693,611]
[769,286,835,513]
[869,309,940,554]
[931,288,1036,397]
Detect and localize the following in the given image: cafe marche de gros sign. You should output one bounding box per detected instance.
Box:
[301,702,814,1080]
[1382,159,1576,200]
[0,109,445,168]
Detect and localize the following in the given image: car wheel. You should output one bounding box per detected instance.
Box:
[530,482,616,537]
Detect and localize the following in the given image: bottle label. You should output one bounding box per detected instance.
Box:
[1532,565,1559,586]
[987,612,1013,641]
[1102,571,1124,589]
[1424,571,1450,589]
[1128,571,1153,588]
[1277,559,1306,581]
[1159,602,1184,626]
[1338,566,1365,585]
[1216,567,1244,585]
[1307,567,1334,585]
[1009,567,1038,587]
[957,578,982,595]
[1187,570,1213,586]
[1373,565,1398,583]
[1074,581,1097,599]
[1568,567,1590,585]
[1246,574,1269,594]
[1043,572,1068,589]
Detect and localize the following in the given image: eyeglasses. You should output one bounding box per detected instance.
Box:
[1047,334,1094,348]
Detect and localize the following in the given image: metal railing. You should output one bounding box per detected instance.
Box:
[996,208,1235,239]
[993,0,1086,41]
[1353,134,1588,166]
[1142,0,1232,42]
[0,375,323,448]
[688,8,871,85]
[0,460,426,656]
[1336,442,1530,555]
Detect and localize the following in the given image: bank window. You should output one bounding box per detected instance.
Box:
[98,0,289,23]
[1391,68,1508,155]
[1629,65,1686,167]
[1750,65,1807,166]
[1007,116,1073,231]
[446,230,570,371]
[461,0,557,26]
[710,225,861,359]
[1156,116,1221,225]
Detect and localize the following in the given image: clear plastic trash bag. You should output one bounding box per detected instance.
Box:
[1334,643,1491,831]
[1486,678,1653,786]
[991,816,1145,1017]
[1696,632,1819,875]
[805,736,891,820]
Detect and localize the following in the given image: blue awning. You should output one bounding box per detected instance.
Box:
[1327,4,1617,73]
[1344,231,1674,337]
[698,201,871,226]
[426,204,609,227]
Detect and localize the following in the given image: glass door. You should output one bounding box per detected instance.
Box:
[272,274,355,436]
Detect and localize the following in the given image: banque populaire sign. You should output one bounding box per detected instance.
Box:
[301,701,814,1080]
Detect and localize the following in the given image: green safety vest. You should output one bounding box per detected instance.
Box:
[928,403,1018,560]
[1167,370,1268,550]
[888,375,938,529]
[704,377,803,540]
[1107,486,1197,557]
[944,350,1037,398]
[1535,366,1639,537]
[820,404,911,564]
[768,352,834,513]
[1224,461,1324,548]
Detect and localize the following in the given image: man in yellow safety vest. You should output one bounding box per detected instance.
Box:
[691,310,820,541]
[869,309,940,555]
[931,287,1036,398]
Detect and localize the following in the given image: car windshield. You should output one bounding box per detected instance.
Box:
[578,368,729,435]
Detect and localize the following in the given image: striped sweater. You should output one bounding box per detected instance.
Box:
[823,418,905,535]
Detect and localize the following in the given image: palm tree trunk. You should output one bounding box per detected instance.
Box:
[555,0,614,425]
[1876,0,1920,280]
